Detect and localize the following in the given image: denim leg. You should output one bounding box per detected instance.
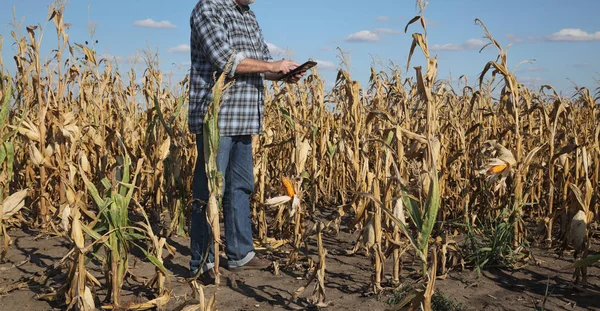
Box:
[223,135,256,268]
[189,135,232,273]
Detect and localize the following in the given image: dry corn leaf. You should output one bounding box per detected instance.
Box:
[16,120,41,142]
[61,205,72,232]
[121,292,170,310]
[81,286,95,311]
[44,143,54,158]
[29,144,44,166]
[71,212,85,249]
[0,281,27,295]
[159,136,171,161]
[295,138,312,175]
[264,195,292,207]
[567,210,587,252]
[1,189,28,220]
[80,152,91,175]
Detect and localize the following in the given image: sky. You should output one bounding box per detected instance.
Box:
[0,0,599,95]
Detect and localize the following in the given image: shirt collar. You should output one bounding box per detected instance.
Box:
[230,0,250,13]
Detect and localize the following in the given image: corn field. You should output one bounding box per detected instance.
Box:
[0,2,599,310]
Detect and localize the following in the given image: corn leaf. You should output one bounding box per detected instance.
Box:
[0,82,10,129]
[2,142,14,182]
[562,253,600,270]
[134,242,171,277]
[419,169,440,255]
[401,187,422,231]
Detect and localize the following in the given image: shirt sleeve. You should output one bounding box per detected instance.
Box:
[257,24,272,62]
[191,4,245,78]
[260,39,272,62]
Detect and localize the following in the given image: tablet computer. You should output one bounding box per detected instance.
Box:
[280,60,317,80]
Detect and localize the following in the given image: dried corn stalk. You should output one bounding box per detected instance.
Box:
[201,69,232,285]
[1,190,28,259]
[291,222,329,307]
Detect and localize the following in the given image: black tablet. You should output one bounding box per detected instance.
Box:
[279,60,317,80]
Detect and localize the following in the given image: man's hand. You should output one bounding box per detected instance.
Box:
[283,70,307,83]
[264,60,308,83]
[237,58,299,78]
[269,59,300,76]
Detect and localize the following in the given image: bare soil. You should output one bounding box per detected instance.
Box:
[1,222,599,311]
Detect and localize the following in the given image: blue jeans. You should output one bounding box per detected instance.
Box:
[189,135,256,273]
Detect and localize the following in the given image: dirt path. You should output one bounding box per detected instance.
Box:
[0,227,598,310]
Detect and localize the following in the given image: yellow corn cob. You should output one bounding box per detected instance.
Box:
[282,177,295,197]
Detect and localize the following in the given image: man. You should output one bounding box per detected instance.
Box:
[188,0,306,283]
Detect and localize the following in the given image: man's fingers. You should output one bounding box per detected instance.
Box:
[278,60,310,82]
[285,60,300,66]
[291,73,303,83]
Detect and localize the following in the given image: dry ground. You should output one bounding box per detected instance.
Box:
[1,221,599,311]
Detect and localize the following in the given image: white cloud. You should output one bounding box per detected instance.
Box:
[430,38,487,51]
[266,42,287,56]
[425,18,439,26]
[344,28,401,43]
[133,18,176,29]
[518,76,543,87]
[376,16,389,22]
[267,43,294,57]
[315,60,337,71]
[374,28,402,35]
[345,30,380,42]
[545,28,600,41]
[505,33,522,43]
[101,54,139,64]
[167,44,190,53]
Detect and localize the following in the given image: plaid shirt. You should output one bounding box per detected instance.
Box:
[188,0,273,136]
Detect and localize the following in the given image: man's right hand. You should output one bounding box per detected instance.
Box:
[269,60,300,75]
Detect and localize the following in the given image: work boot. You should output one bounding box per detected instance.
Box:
[190,268,216,285]
[234,256,271,270]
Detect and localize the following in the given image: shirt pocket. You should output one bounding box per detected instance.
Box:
[227,23,245,47]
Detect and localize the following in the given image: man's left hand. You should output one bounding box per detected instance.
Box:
[285,70,307,83]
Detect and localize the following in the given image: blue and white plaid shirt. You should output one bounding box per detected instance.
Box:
[188,0,273,136]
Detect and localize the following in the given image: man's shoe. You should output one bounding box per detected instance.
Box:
[190,268,216,285]
[234,256,271,270]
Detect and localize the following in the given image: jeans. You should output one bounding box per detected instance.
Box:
[189,134,256,274]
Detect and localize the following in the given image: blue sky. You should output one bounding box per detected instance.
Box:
[1,0,599,95]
